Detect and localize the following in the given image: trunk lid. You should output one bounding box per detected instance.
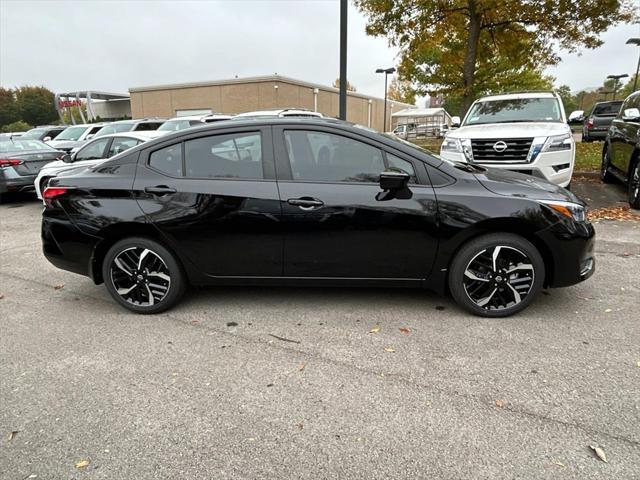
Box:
[7,151,62,176]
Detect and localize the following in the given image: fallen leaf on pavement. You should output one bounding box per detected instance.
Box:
[7,430,18,441]
[588,205,640,222]
[369,325,380,333]
[604,309,612,313]
[399,328,410,334]
[75,459,90,469]
[53,284,64,290]
[383,347,396,353]
[495,399,505,408]
[552,459,566,468]
[296,422,304,429]
[589,445,607,463]
[298,363,306,371]
[636,360,640,368]
[0,294,4,300]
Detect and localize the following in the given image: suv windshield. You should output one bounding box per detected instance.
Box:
[95,123,134,137]
[55,126,88,141]
[20,128,47,139]
[464,98,562,126]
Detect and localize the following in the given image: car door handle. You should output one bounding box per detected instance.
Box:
[287,197,324,210]
[144,185,177,195]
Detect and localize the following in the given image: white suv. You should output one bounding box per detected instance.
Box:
[440,92,574,187]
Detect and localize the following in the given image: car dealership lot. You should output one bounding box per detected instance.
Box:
[1,200,639,479]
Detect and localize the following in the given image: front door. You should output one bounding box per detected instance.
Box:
[133,127,282,277]
[273,126,439,280]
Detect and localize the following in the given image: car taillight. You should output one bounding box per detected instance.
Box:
[587,119,593,129]
[0,158,23,167]
[43,187,69,199]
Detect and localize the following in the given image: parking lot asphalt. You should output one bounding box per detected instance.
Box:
[1,197,639,480]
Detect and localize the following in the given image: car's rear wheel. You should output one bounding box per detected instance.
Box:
[629,160,640,210]
[448,233,545,318]
[102,237,186,314]
[600,147,616,184]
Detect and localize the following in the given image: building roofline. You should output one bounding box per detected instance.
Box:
[128,74,415,107]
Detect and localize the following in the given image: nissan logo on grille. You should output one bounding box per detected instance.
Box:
[493,141,508,153]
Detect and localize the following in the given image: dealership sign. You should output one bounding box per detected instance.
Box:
[58,99,83,108]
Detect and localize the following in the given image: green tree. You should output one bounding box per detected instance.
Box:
[387,76,416,105]
[332,78,357,92]
[355,0,637,116]
[1,120,32,133]
[15,86,58,126]
[618,74,638,100]
[0,88,19,128]
[556,85,578,114]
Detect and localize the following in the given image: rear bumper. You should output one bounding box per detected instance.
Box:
[583,129,608,140]
[536,220,596,288]
[0,171,37,194]
[42,211,100,278]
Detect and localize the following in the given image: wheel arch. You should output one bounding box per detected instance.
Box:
[441,217,555,291]
[90,222,185,285]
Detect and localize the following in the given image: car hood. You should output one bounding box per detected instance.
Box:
[473,167,582,204]
[447,122,570,139]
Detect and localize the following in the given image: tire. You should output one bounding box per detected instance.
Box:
[102,237,186,314]
[628,160,640,210]
[600,147,616,184]
[448,233,545,318]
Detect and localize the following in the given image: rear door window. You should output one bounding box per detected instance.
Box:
[108,137,140,157]
[184,132,263,179]
[149,144,182,176]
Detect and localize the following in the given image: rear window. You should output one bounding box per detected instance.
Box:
[592,103,622,116]
[0,139,55,153]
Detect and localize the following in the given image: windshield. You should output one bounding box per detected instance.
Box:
[0,139,56,153]
[158,120,192,132]
[464,98,562,126]
[55,126,88,141]
[94,123,134,137]
[592,102,622,116]
[20,128,47,139]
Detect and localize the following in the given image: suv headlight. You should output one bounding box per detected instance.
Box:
[542,133,573,152]
[538,200,586,222]
[441,137,462,153]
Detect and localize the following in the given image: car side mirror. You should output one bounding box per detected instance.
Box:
[451,116,461,128]
[86,134,94,140]
[622,108,640,122]
[43,136,52,142]
[62,153,73,163]
[380,169,410,191]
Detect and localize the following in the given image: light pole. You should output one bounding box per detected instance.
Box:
[376,67,395,132]
[626,38,640,92]
[338,0,347,120]
[606,74,629,100]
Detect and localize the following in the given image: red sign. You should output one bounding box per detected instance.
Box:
[58,99,82,108]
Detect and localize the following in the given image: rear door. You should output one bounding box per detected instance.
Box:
[273,125,439,280]
[133,126,283,277]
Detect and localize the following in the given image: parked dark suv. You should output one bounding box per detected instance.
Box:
[583,101,623,142]
[601,91,640,208]
[41,119,595,317]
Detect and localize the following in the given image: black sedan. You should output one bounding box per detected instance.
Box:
[41,118,595,317]
[0,138,64,201]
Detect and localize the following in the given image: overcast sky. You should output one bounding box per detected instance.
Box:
[1,0,638,104]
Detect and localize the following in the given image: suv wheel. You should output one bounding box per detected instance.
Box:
[102,237,186,314]
[629,161,640,210]
[600,147,616,184]
[448,233,545,318]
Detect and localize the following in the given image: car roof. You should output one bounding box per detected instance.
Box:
[476,92,557,102]
[88,132,156,141]
[234,109,323,118]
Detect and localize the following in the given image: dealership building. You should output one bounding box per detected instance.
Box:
[128,75,415,132]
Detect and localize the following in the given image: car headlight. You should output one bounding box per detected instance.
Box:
[542,133,572,152]
[441,137,462,153]
[538,200,586,222]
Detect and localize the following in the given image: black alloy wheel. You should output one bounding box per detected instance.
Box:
[448,233,545,317]
[103,237,185,313]
[629,161,640,210]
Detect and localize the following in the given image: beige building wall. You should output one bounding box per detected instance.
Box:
[129,76,414,132]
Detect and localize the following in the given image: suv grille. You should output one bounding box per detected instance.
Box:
[470,138,533,164]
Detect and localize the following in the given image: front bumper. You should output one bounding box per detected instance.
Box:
[440,150,574,188]
[536,220,596,288]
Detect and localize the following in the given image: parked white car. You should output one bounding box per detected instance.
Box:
[233,109,324,119]
[47,123,108,152]
[440,92,574,187]
[35,132,152,199]
[152,114,233,137]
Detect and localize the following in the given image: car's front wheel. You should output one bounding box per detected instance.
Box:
[448,233,545,317]
[629,160,640,210]
[600,147,616,184]
[102,237,186,314]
